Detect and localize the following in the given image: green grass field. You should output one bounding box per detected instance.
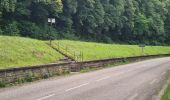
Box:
[0,36,63,69]
[162,84,170,100]
[1,36,170,69]
[53,40,170,61]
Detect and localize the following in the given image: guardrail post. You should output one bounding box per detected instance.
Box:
[74,52,76,61]
[80,51,81,62]
[66,46,68,55]
[58,42,60,51]
[82,51,84,62]
[80,52,81,62]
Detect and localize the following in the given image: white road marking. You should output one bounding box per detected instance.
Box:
[150,79,158,85]
[95,76,111,82]
[161,72,166,76]
[65,83,89,92]
[128,93,138,100]
[37,94,55,100]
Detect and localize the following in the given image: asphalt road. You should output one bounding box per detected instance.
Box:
[0,57,170,100]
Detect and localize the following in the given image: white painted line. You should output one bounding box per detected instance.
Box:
[37,94,55,100]
[128,93,138,100]
[65,83,89,92]
[150,79,158,85]
[95,76,111,82]
[161,72,166,76]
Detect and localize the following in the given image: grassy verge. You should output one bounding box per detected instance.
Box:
[0,36,63,69]
[53,40,170,61]
[161,84,170,100]
[1,36,170,69]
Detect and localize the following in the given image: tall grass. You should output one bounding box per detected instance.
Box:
[162,84,170,100]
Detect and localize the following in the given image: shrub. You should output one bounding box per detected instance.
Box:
[0,81,6,87]
[3,21,20,36]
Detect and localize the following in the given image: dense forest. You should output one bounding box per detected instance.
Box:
[0,0,170,45]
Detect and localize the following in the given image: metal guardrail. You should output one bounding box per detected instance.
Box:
[78,54,170,63]
[52,42,84,62]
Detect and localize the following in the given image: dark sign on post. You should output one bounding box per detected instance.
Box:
[139,44,145,48]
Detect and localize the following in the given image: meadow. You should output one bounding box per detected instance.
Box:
[53,40,170,61]
[1,36,170,69]
[0,36,63,69]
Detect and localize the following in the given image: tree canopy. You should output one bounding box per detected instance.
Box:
[0,0,170,45]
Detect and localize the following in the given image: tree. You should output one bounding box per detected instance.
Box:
[4,21,20,36]
[0,0,170,45]
[75,0,105,40]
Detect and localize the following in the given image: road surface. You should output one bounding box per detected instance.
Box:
[0,57,170,100]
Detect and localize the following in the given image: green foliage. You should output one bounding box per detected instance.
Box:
[162,84,170,100]
[3,21,20,36]
[0,0,16,12]
[0,0,170,45]
[0,81,6,88]
[134,13,149,35]
[0,28,3,34]
[61,32,80,40]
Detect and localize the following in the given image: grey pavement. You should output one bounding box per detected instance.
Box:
[0,57,170,100]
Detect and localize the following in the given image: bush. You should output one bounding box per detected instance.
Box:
[61,32,80,40]
[19,21,61,40]
[19,21,42,38]
[3,21,20,36]
[0,28,3,34]
[0,81,6,88]
[101,35,113,43]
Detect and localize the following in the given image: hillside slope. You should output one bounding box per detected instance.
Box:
[1,36,170,69]
[0,36,63,69]
[53,40,170,61]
